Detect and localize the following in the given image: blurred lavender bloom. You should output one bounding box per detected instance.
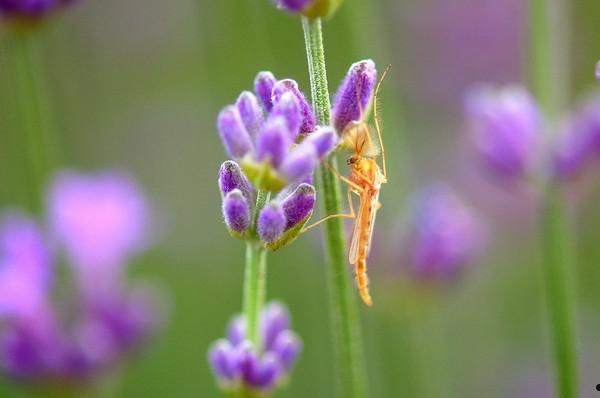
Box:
[208,301,301,395]
[332,59,377,132]
[257,203,286,243]
[553,121,592,180]
[275,0,314,13]
[596,61,600,81]
[255,71,277,112]
[407,184,485,281]
[465,84,541,182]
[0,0,76,19]
[222,190,251,235]
[0,212,51,318]
[272,79,316,135]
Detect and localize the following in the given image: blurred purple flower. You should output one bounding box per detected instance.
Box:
[0,212,51,318]
[332,59,377,132]
[407,183,485,281]
[48,171,150,294]
[275,0,314,13]
[0,0,77,19]
[208,301,301,394]
[596,61,600,81]
[465,84,542,182]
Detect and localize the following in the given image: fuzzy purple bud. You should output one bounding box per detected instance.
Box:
[218,160,253,202]
[302,126,338,159]
[465,85,541,181]
[271,330,301,371]
[208,339,241,383]
[276,0,313,12]
[254,71,277,112]
[332,59,378,132]
[217,106,254,159]
[408,184,484,281]
[271,92,302,141]
[222,190,251,234]
[272,79,316,135]
[279,183,316,229]
[236,91,264,139]
[0,0,76,19]
[596,61,600,82]
[226,316,246,347]
[261,302,290,351]
[255,116,293,168]
[280,144,318,185]
[257,203,286,243]
[553,122,591,180]
[240,350,281,391]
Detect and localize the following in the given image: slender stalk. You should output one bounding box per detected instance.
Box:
[6,28,60,213]
[243,189,270,350]
[529,1,579,397]
[302,17,369,398]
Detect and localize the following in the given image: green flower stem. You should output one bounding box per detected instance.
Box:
[302,17,369,398]
[529,1,579,397]
[6,28,60,213]
[243,189,270,350]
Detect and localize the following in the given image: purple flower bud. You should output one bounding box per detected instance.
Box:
[272,79,316,135]
[240,349,281,391]
[553,121,592,180]
[208,339,241,383]
[217,106,254,159]
[276,0,314,12]
[465,85,541,181]
[271,330,301,371]
[271,92,302,141]
[261,302,290,351]
[254,71,277,112]
[257,203,286,243]
[218,160,253,201]
[279,183,316,229]
[596,61,600,82]
[408,184,484,281]
[255,116,293,168]
[280,144,318,185]
[332,59,377,132]
[222,190,251,234]
[302,126,338,159]
[227,315,246,347]
[0,212,51,318]
[236,91,264,139]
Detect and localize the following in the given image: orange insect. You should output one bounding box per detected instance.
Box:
[303,67,389,306]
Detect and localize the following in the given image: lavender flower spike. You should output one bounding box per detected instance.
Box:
[407,184,485,282]
[0,0,77,20]
[255,71,278,112]
[272,79,317,135]
[222,190,251,236]
[217,106,254,159]
[332,59,377,133]
[465,84,541,182]
[208,339,241,388]
[257,203,286,243]
[276,0,314,13]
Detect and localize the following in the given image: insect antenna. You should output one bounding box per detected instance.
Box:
[374,65,391,179]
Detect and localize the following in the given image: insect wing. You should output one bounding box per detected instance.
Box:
[348,193,366,265]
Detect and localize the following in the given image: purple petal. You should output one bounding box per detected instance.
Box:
[255,116,293,168]
[217,105,254,159]
[218,160,254,201]
[236,91,264,139]
[596,61,600,82]
[280,144,318,185]
[261,301,290,351]
[227,315,246,347]
[257,203,286,243]
[254,71,277,112]
[272,79,316,135]
[302,126,338,159]
[240,350,281,391]
[222,190,251,234]
[271,92,302,141]
[208,339,241,382]
[553,121,592,180]
[332,59,378,132]
[279,183,316,230]
[276,0,313,12]
[271,330,302,371]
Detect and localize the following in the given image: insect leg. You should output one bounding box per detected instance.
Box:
[300,188,356,234]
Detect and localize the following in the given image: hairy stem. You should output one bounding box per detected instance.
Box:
[529,1,579,397]
[302,16,369,398]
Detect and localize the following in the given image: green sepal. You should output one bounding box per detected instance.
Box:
[264,212,312,251]
[226,227,249,241]
[241,158,287,193]
[302,0,344,20]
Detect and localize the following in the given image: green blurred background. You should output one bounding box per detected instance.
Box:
[1,0,599,396]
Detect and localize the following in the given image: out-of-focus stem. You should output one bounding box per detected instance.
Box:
[302,16,369,398]
[529,1,579,397]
